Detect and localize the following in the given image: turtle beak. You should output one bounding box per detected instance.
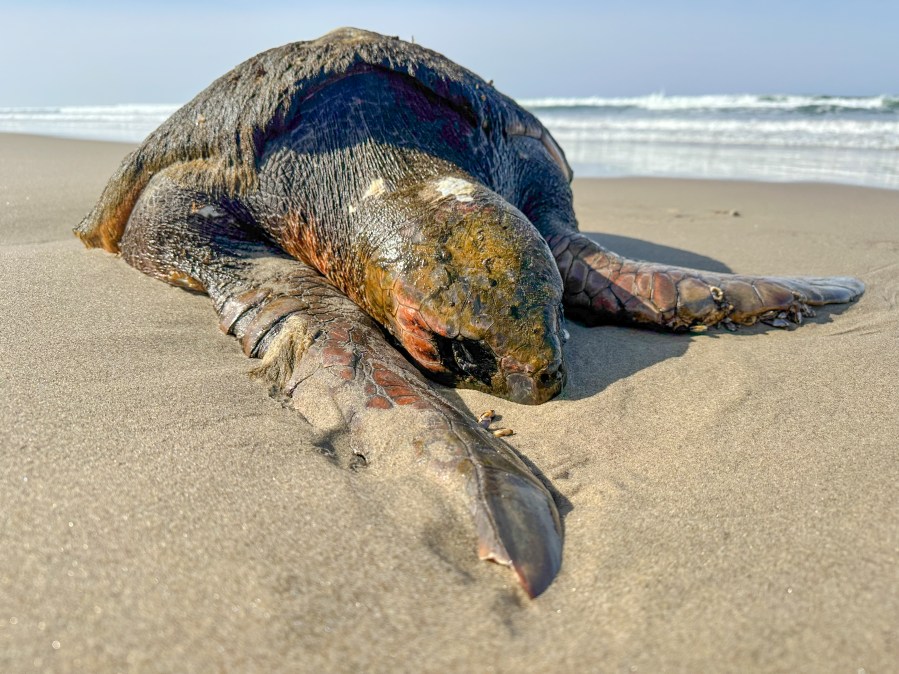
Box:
[503,359,566,405]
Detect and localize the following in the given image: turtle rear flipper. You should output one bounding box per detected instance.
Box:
[118,170,563,597]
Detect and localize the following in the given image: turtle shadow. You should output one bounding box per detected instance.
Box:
[582,232,733,273]
[560,233,857,401]
[560,323,691,403]
[431,232,859,576]
[558,233,723,403]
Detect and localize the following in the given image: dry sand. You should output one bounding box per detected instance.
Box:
[1,133,897,673]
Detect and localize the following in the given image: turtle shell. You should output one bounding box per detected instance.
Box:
[75,27,571,252]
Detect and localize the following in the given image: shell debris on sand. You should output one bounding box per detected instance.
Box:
[477,410,495,428]
[477,409,514,437]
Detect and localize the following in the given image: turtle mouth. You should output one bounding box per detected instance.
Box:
[430,333,565,404]
[433,334,498,387]
[504,363,566,405]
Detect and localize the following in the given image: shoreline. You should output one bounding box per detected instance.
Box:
[3,130,897,194]
[2,133,897,671]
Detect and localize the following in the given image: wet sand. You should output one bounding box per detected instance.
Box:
[1,133,897,672]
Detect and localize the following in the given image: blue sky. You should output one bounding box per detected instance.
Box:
[2,0,896,106]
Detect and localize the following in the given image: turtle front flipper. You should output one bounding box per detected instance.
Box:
[547,233,864,330]
[117,171,563,597]
[231,272,562,597]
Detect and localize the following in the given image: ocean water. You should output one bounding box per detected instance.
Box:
[0,104,178,144]
[521,94,899,190]
[2,94,898,189]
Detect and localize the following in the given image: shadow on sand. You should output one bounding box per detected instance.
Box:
[441,232,858,524]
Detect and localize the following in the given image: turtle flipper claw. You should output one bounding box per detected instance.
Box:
[473,460,562,598]
[782,276,865,305]
[715,274,865,328]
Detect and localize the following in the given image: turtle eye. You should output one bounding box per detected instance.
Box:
[450,339,497,386]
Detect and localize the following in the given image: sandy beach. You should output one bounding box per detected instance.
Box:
[1,132,897,672]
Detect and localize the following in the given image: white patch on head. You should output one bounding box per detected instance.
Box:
[435,177,475,202]
[197,205,224,219]
[363,177,389,200]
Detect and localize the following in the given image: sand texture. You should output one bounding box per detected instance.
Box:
[1,133,897,672]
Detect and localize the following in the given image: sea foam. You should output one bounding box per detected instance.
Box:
[2,95,897,189]
[519,93,899,113]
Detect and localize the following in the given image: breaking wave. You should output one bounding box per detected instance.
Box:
[519,93,899,114]
[1,96,897,188]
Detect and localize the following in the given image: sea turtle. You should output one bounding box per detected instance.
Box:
[76,28,864,597]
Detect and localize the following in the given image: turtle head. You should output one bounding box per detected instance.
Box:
[363,176,567,405]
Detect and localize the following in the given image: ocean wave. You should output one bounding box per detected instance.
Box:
[0,104,179,122]
[1,101,897,189]
[0,104,180,142]
[520,93,899,114]
[536,116,899,150]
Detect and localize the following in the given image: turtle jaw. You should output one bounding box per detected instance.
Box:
[500,357,567,406]
[429,333,566,405]
[409,297,567,404]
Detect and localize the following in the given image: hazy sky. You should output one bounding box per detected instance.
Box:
[2,0,896,106]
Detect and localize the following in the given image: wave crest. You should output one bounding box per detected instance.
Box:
[520,93,899,114]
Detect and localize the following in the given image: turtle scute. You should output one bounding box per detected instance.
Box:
[355,175,567,405]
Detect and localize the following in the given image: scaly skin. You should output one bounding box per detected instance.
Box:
[76,28,865,598]
[239,66,567,405]
[548,233,865,330]
[116,170,563,597]
[231,272,563,599]
[351,176,566,404]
